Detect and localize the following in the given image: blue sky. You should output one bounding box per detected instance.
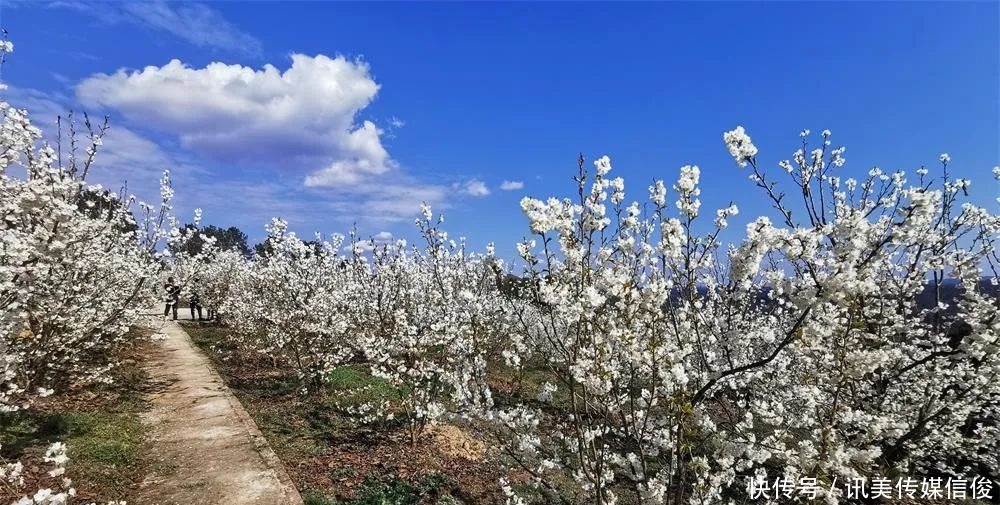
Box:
[3,1,998,257]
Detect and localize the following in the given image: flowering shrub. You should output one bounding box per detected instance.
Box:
[344,207,500,442]
[217,219,358,386]
[194,249,247,320]
[493,153,760,504]
[0,38,175,504]
[0,43,175,411]
[215,212,501,442]
[199,125,997,504]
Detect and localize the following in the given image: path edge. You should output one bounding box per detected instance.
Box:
[175,321,305,505]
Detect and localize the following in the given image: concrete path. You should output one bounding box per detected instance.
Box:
[135,313,303,505]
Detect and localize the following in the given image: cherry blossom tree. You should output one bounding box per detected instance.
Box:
[0,82,172,411]
[488,129,998,505]
[343,207,500,443]
[1,37,166,505]
[219,219,358,387]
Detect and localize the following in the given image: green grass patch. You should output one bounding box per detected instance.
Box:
[0,339,151,501]
[326,365,401,407]
[328,365,383,390]
[307,472,454,505]
[0,409,146,500]
[62,411,144,497]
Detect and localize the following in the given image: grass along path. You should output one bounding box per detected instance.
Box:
[0,333,153,503]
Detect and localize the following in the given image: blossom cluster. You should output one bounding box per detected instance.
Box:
[495,130,998,504]
[203,213,502,442]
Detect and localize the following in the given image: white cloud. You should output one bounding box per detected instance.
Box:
[19,86,447,225]
[303,122,394,187]
[76,55,395,188]
[26,1,262,56]
[500,180,524,191]
[459,179,490,197]
[6,82,446,236]
[373,231,394,241]
[359,181,450,219]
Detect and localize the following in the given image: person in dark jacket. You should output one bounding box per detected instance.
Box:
[163,277,181,320]
[189,278,204,321]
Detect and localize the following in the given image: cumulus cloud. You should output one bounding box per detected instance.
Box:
[500,180,524,191]
[458,179,490,197]
[75,55,394,187]
[303,122,393,186]
[353,180,449,218]
[70,52,481,224]
[6,84,443,239]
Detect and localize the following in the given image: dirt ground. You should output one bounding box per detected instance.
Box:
[185,323,509,504]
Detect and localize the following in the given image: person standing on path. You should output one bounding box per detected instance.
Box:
[189,277,204,321]
[163,276,181,320]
